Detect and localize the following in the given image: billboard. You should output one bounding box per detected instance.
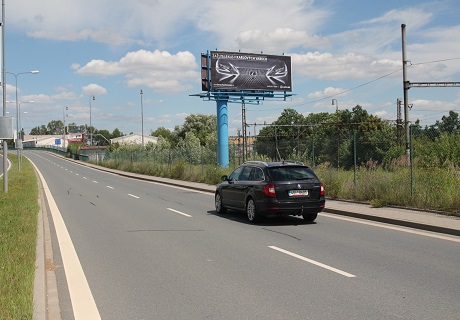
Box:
[209,51,292,92]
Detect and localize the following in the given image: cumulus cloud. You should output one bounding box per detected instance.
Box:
[308,87,348,99]
[82,84,108,96]
[76,50,199,93]
[291,52,401,80]
[10,0,329,52]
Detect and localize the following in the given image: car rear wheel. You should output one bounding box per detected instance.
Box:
[215,192,227,214]
[302,213,318,223]
[246,198,259,222]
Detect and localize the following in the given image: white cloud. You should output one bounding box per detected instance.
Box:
[82,84,108,96]
[76,50,199,93]
[236,28,329,53]
[308,87,349,99]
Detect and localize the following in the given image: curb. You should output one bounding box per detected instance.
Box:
[323,207,460,237]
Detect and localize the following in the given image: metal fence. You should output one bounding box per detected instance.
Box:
[88,123,460,212]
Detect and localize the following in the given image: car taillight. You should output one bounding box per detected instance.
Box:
[320,183,325,196]
[264,184,276,197]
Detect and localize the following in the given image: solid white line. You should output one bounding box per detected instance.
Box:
[268,246,356,278]
[31,162,101,319]
[128,194,140,199]
[320,213,460,243]
[167,208,192,217]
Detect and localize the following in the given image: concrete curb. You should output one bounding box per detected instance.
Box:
[323,207,460,237]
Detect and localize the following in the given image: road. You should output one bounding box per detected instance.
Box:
[27,151,460,320]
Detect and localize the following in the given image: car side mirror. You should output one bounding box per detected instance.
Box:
[221,175,229,181]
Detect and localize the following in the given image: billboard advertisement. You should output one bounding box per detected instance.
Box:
[209,51,292,92]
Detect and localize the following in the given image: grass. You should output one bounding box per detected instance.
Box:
[101,157,460,215]
[315,166,460,214]
[0,154,39,320]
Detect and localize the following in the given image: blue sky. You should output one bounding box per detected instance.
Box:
[3,0,460,136]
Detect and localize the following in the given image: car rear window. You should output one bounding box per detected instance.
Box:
[268,166,317,181]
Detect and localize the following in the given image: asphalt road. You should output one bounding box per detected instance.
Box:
[27,151,460,320]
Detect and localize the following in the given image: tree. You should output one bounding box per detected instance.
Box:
[151,127,176,145]
[438,110,460,133]
[111,128,124,139]
[174,114,217,146]
[47,120,64,135]
[256,108,306,160]
[30,125,48,135]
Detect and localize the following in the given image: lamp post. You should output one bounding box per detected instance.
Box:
[63,106,68,149]
[89,96,95,146]
[7,70,39,170]
[140,89,144,147]
[2,0,7,192]
[17,101,32,167]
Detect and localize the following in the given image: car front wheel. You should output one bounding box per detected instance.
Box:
[215,192,227,214]
[246,198,259,222]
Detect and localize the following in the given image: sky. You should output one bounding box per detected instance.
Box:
[3,0,460,137]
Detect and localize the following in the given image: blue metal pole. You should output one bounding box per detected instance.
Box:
[216,99,229,167]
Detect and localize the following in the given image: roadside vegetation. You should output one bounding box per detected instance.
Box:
[0,155,39,320]
[96,110,460,215]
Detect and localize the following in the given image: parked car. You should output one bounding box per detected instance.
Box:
[215,161,325,222]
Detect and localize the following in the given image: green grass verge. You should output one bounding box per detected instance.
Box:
[101,158,460,215]
[0,155,39,320]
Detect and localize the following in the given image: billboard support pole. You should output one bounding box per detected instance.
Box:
[216,99,229,168]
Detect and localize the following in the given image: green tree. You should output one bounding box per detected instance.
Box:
[47,120,64,135]
[111,128,124,138]
[29,125,48,135]
[152,127,177,145]
[256,108,306,160]
[174,114,216,146]
[438,110,460,133]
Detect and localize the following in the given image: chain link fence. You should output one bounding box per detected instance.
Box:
[96,122,459,213]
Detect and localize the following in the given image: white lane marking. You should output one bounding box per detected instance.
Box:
[106,186,114,189]
[167,208,192,218]
[83,177,87,180]
[146,180,211,196]
[268,246,356,278]
[31,162,101,319]
[92,180,98,184]
[128,194,140,199]
[321,213,460,243]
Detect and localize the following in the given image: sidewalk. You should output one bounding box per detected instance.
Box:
[85,161,460,237]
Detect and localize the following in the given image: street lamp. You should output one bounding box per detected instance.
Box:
[7,70,39,170]
[18,100,33,140]
[6,99,33,169]
[140,89,144,147]
[332,99,338,112]
[89,96,95,146]
[63,106,68,149]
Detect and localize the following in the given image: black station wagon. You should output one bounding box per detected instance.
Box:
[215,161,325,222]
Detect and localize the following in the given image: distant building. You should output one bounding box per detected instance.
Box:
[110,133,158,145]
[23,135,65,148]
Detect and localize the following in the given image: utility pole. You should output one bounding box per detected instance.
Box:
[2,0,8,192]
[401,24,411,165]
[241,100,247,162]
[396,99,402,147]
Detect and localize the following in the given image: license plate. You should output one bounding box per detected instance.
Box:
[288,190,309,197]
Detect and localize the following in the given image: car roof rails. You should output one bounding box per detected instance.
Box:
[281,160,305,165]
[244,160,268,166]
